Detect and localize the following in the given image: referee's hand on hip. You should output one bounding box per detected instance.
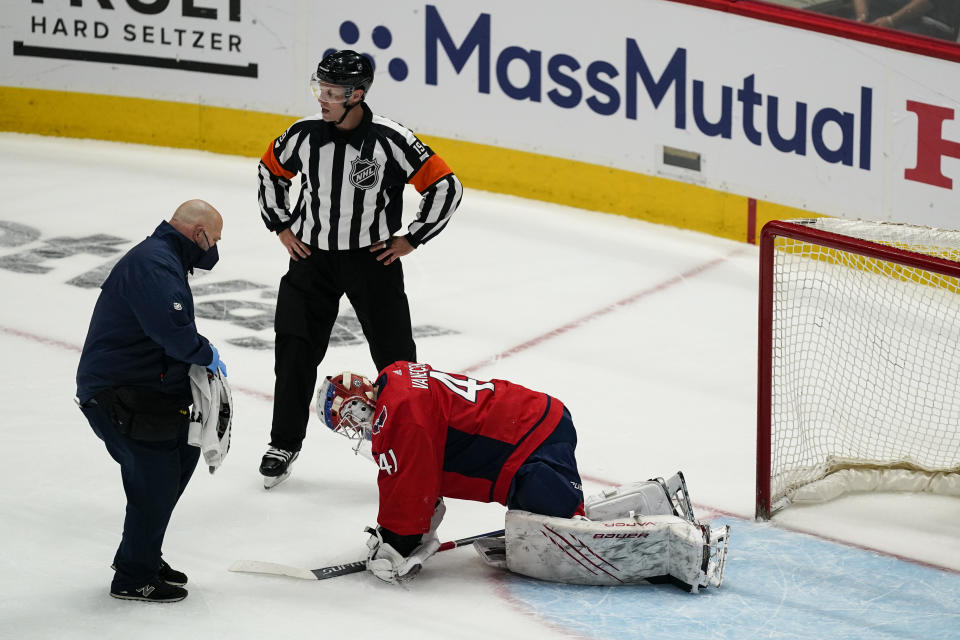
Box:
[371,236,414,266]
[277,228,311,261]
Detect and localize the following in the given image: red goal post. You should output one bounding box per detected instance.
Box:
[757,218,960,520]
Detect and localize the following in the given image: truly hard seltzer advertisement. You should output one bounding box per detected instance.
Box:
[5,0,297,113]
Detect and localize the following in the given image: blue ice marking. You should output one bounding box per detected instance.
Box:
[502,518,960,640]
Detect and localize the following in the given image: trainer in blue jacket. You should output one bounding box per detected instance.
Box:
[76,199,227,603]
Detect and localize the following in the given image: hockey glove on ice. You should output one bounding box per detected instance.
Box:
[364,526,441,584]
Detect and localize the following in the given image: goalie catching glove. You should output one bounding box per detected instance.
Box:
[365,498,446,584]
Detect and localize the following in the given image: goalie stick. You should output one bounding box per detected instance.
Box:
[229,529,505,581]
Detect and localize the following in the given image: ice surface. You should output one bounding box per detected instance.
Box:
[0,133,957,639]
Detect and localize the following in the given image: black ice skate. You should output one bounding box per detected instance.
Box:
[260,447,299,489]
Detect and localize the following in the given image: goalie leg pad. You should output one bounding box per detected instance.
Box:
[585,472,698,523]
[664,471,696,523]
[585,479,676,520]
[704,524,730,587]
[505,510,713,588]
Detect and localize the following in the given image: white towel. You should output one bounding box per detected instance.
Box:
[188,365,233,473]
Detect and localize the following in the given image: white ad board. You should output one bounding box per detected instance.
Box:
[1,0,303,113]
[2,0,958,228]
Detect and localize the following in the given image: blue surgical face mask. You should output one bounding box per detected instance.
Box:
[195,230,219,271]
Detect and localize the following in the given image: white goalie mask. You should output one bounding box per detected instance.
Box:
[316,372,377,447]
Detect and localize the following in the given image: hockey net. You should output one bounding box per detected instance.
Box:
[756,218,960,519]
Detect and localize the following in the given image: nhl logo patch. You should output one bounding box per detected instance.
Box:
[349,157,381,190]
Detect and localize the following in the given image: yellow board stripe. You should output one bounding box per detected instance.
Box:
[0,86,815,243]
[775,236,960,293]
[0,86,294,155]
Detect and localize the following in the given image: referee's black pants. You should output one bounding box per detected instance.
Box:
[269,248,416,452]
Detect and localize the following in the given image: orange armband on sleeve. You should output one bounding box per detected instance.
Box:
[261,143,296,180]
[409,154,452,193]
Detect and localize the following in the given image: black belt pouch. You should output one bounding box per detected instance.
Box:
[94,387,189,441]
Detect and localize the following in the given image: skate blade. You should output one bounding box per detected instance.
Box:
[263,471,291,490]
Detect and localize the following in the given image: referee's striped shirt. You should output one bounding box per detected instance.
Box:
[258,103,463,251]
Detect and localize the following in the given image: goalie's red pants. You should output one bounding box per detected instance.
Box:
[506,406,585,518]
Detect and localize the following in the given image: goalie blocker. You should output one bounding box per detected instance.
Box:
[479,472,729,592]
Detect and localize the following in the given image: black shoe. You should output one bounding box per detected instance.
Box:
[110,560,187,586]
[159,560,188,586]
[110,579,187,603]
[259,447,299,477]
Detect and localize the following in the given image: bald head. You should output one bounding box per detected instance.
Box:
[169,199,223,249]
[171,199,221,229]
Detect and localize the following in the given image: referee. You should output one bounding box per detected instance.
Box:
[256,50,463,488]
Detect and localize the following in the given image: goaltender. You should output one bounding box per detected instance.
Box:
[317,362,729,590]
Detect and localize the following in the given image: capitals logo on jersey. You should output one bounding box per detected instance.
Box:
[349,157,381,190]
[372,406,387,435]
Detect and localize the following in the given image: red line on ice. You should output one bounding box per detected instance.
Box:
[462,251,742,375]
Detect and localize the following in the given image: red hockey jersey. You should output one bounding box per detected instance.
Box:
[371,362,565,536]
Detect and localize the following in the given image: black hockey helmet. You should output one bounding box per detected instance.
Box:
[312,50,374,98]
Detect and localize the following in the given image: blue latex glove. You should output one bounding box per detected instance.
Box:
[207,343,228,377]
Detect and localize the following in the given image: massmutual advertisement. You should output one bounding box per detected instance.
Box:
[2,0,959,228]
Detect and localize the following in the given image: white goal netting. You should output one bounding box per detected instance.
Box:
[767,218,960,514]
